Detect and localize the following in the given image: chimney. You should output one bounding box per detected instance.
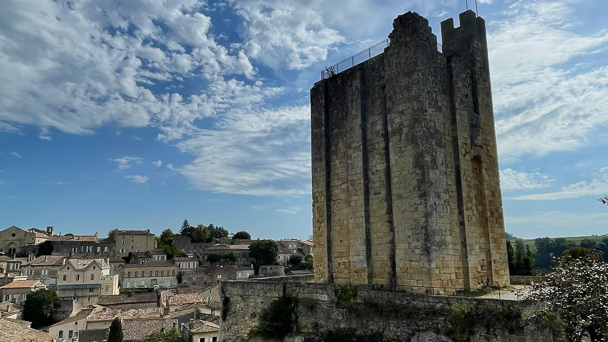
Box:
[189,318,194,329]
[146,229,150,234]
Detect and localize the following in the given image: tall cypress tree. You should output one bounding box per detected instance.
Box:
[108,317,123,342]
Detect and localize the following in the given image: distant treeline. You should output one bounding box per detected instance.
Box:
[506,234,608,273]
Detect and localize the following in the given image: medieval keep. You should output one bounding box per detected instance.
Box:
[311,10,509,292]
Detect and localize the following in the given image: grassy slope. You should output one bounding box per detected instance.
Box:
[519,235,608,253]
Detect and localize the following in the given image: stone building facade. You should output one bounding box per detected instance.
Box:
[311,10,509,292]
[114,229,157,257]
[57,258,119,306]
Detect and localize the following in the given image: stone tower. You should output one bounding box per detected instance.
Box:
[310,10,509,293]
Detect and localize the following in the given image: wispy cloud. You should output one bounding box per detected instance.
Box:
[125,175,149,184]
[43,181,74,185]
[178,106,311,196]
[489,0,608,161]
[512,167,608,200]
[9,152,22,158]
[152,160,162,167]
[276,207,300,215]
[111,156,143,170]
[506,211,608,237]
[500,168,553,191]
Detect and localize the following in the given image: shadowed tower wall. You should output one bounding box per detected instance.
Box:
[310,10,509,292]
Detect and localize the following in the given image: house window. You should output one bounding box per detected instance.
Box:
[89,288,94,293]
[128,272,131,277]
[63,275,67,281]
[69,330,73,338]
[105,286,109,292]
[90,274,94,280]
[172,270,175,276]
[59,331,63,338]
[135,271,138,277]
[104,247,108,252]
[213,338,218,342]
[199,338,205,342]
[76,274,80,281]
[161,270,164,276]
[149,271,152,276]
[156,271,159,276]
[217,275,221,279]
[97,247,101,253]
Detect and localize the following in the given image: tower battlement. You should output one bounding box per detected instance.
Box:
[310,10,508,293]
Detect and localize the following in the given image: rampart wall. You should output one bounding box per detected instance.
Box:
[218,280,560,342]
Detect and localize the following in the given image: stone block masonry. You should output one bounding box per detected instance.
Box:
[311,10,509,292]
[218,280,560,342]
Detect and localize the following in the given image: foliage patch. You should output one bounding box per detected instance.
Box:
[303,328,390,342]
[447,301,524,342]
[335,285,358,309]
[254,295,298,339]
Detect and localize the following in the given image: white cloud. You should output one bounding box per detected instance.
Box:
[0,0,258,137]
[152,160,162,167]
[111,156,143,170]
[43,181,74,185]
[276,207,300,215]
[125,175,149,184]
[513,167,608,200]
[489,0,608,160]
[500,168,552,191]
[9,152,22,158]
[166,164,175,171]
[178,106,311,196]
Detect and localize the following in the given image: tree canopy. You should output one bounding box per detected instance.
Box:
[108,317,123,342]
[23,289,60,328]
[156,229,179,259]
[139,328,182,342]
[249,240,279,266]
[108,228,118,239]
[233,231,251,240]
[530,255,608,341]
[208,224,229,240]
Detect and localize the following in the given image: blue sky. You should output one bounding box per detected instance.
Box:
[0,0,607,240]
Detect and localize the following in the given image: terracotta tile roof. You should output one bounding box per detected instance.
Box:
[167,293,201,306]
[0,317,56,342]
[35,232,49,238]
[87,306,119,321]
[49,308,92,327]
[23,255,66,267]
[116,230,153,235]
[98,292,157,305]
[301,240,314,246]
[121,261,176,268]
[121,317,176,341]
[190,320,219,333]
[0,279,41,289]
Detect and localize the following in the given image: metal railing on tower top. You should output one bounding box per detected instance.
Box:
[321,39,390,80]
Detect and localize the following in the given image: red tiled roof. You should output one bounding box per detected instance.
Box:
[0,280,41,289]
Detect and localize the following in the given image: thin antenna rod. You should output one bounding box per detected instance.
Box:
[475,0,479,15]
[466,0,469,10]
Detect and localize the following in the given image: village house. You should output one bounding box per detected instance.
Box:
[0,278,46,304]
[160,291,202,312]
[50,233,115,257]
[48,308,93,342]
[277,239,313,265]
[204,244,252,267]
[0,225,50,255]
[175,256,199,272]
[181,320,219,342]
[119,261,178,289]
[21,255,67,288]
[114,229,156,258]
[57,258,119,306]
[0,255,28,274]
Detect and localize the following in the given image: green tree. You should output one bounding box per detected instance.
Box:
[506,240,515,274]
[108,228,118,240]
[233,231,251,240]
[514,239,525,271]
[530,255,608,341]
[180,219,194,239]
[563,247,601,263]
[192,224,210,243]
[23,289,60,328]
[139,328,182,342]
[289,254,302,266]
[208,224,229,241]
[249,240,279,266]
[64,233,74,237]
[208,252,236,264]
[157,229,179,259]
[108,317,123,342]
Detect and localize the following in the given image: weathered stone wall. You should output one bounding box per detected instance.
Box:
[311,10,509,292]
[218,280,560,342]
